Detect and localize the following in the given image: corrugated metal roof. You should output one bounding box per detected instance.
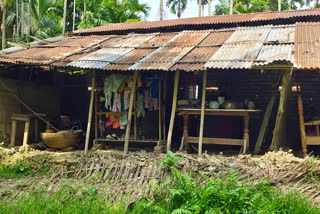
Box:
[205,25,297,69]
[70,8,320,35]
[295,22,320,69]
[2,22,320,71]
[67,47,134,69]
[254,44,294,66]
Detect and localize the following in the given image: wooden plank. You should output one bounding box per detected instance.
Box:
[306,137,320,145]
[167,70,180,152]
[10,119,17,147]
[254,92,277,154]
[124,70,138,155]
[94,139,158,143]
[271,69,292,150]
[85,71,96,154]
[188,136,244,146]
[198,69,207,156]
[298,95,307,155]
[23,119,30,147]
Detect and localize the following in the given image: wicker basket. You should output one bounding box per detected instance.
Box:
[40,132,79,149]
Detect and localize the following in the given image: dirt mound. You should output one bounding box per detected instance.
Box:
[1,148,320,203]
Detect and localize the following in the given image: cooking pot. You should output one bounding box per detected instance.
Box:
[221,100,241,109]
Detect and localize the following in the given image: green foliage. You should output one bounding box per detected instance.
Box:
[0,185,128,214]
[132,162,320,214]
[166,0,187,18]
[159,151,183,168]
[0,154,51,178]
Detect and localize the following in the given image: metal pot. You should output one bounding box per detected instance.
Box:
[221,100,241,109]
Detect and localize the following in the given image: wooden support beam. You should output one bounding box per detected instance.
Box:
[298,95,307,155]
[10,120,17,147]
[167,70,180,152]
[158,76,162,141]
[29,35,50,44]
[254,91,277,154]
[198,69,207,156]
[163,73,167,141]
[23,119,30,147]
[84,71,96,155]
[123,70,138,155]
[270,69,292,151]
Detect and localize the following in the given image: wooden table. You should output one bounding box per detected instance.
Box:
[177,108,261,153]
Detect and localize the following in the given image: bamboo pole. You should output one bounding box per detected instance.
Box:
[198,69,207,156]
[123,70,138,155]
[84,71,96,154]
[167,70,180,152]
[163,73,167,140]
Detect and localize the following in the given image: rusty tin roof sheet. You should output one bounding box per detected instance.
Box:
[71,8,320,35]
[295,22,320,69]
[2,22,320,71]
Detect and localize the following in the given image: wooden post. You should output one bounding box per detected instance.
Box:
[298,95,307,155]
[10,120,17,147]
[270,69,292,151]
[123,70,138,155]
[34,117,39,142]
[180,114,189,151]
[84,71,96,155]
[254,92,277,154]
[243,115,249,153]
[23,119,30,147]
[94,90,98,140]
[167,70,180,152]
[163,73,167,141]
[198,69,207,156]
[158,77,162,141]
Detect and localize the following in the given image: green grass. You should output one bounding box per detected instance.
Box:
[0,185,128,214]
[0,155,51,179]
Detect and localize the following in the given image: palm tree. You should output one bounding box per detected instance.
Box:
[73,0,75,31]
[62,0,67,34]
[1,0,13,49]
[208,0,211,16]
[160,0,163,20]
[166,0,187,18]
[28,0,31,36]
[198,0,201,16]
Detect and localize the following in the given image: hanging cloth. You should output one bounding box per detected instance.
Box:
[104,74,128,110]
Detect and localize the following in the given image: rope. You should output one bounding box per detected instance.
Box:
[0,78,59,132]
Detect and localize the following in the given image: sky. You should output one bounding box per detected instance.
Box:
[140,0,220,21]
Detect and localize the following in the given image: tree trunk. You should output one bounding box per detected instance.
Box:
[63,0,67,34]
[21,0,24,37]
[2,6,7,50]
[198,0,201,17]
[28,0,31,37]
[270,69,292,151]
[208,0,211,16]
[16,0,19,40]
[73,0,76,31]
[230,0,233,14]
[278,0,281,11]
[160,0,163,20]
[84,1,86,25]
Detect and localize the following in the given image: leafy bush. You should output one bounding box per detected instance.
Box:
[132,151,320,214]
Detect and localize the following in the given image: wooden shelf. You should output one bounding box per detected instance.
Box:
[97,112,136,115]
[94,139,159,143]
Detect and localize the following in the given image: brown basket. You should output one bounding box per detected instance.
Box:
[40,132,79,149]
